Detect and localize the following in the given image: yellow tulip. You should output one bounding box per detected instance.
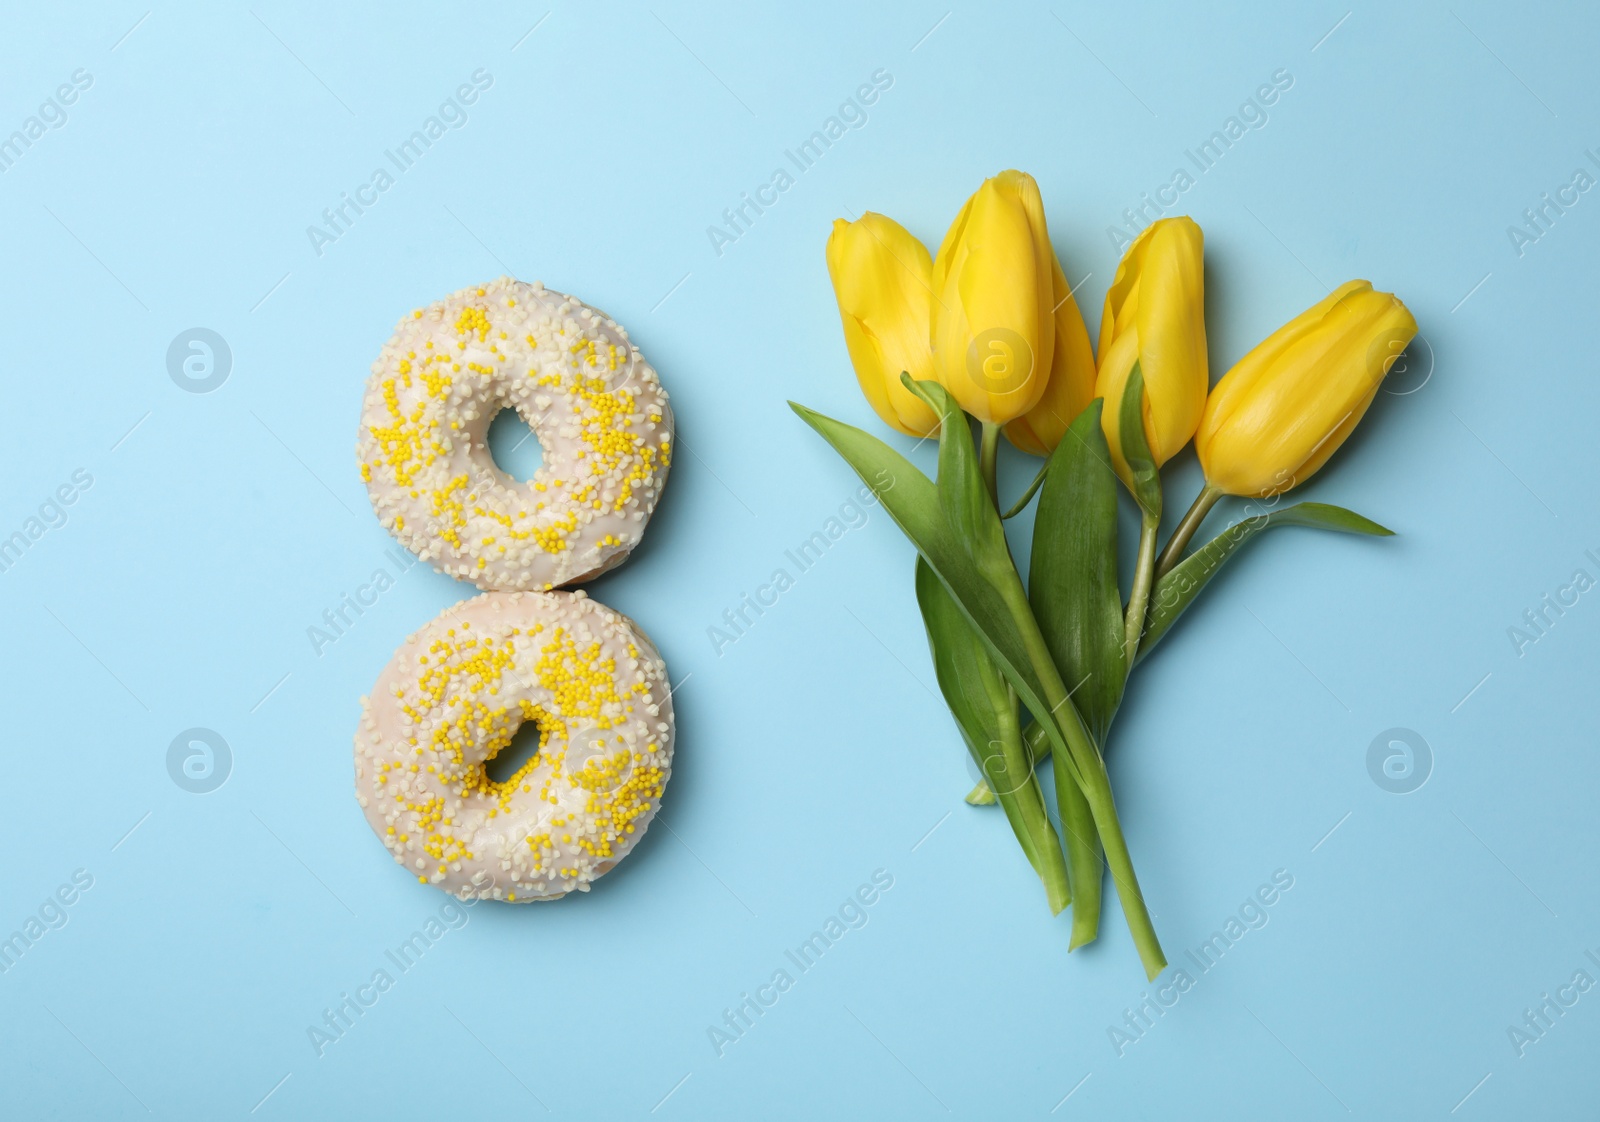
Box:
[1003,249,1097,456]
[1095,217,1208,482]
[1196,280,1417,497]
[825,213,941,437]
[930,170,1055,425]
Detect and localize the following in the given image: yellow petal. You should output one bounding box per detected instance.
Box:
[1099,221,1161,364]
[1196,282,1417,496]
[930,171,1053,424]
[1094,217,1208,476]
[1094,329,1143,485]
[826,213,939,436]
[1132,217,1207,462]
[1004,250,1096,456]
[1196,280,1370,445]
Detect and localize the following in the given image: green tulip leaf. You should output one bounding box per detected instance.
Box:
[915,558,1069,912]
[966,720,1049,805]
[1029,399,1126,744]
[971,498,1394,799]
[787,399,1081,778]
[1001,459,1050,520]
[1119,361,1161,520]
[1139,501,1395,660]
[900,377,1107,946]
[915,557,1010,757]
[900,376,1015,590]
[899,377,1104,816]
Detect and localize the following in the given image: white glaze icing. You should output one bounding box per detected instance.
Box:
[354,590,674,902]
[358,278,673,591]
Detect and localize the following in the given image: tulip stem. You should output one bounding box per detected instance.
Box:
[979,422,1001,506]
[1154,484,1224,580]
[1123,511,1160,668]
[992,571,1165,978]
[979,418,1093,931]
[1080,757,1166,980]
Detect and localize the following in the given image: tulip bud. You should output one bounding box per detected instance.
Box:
[826,213,941,436]
[930,171,1055,425]
[1003,249,1097,456]
[1095,217,1208,482]
[1196,280,1417,497]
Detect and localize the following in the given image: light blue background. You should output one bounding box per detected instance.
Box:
[1,1,1595,1118]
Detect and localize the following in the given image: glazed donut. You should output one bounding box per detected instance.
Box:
[354,590,674,901]
[358,277,673,591]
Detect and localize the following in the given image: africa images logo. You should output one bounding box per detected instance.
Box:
[0,69,92,175]
[306,69,493,257]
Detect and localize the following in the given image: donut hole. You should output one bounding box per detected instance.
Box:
[485,406,544,482]
[483,719,544,786]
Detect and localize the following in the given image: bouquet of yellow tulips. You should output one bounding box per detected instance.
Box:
[791,171,1416,980]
